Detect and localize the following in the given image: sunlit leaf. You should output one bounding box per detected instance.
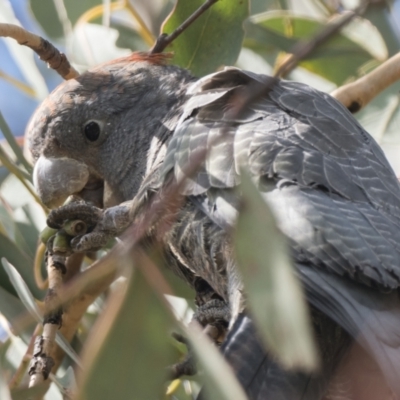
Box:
[70,23,131,67]
[77,266,176,400]
[162,0,249,76]
[233,170,318,371]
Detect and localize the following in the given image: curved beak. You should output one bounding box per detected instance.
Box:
[33,156,90,208]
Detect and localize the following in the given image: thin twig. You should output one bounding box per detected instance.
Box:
[0,23,79,80]
[28,254,66,388]
[275,7,368,78]
[151,0,219,54]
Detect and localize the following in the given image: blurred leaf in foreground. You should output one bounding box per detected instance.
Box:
[234,170,318,371]
[76,265,176,400]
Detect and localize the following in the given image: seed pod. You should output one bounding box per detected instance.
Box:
[40,226,58,244]
[52,231,71,254]
[63,220,87,237]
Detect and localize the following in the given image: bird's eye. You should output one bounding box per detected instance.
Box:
[84,121,101,142]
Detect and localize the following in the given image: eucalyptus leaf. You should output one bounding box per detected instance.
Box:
[162,0,249,76]
[77,267,176,400]
[2,258,42,322]
[233,170,318,371]
[0,232,40,297]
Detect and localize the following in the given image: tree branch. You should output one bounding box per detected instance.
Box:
[0,23,79,80]
[331,52,400,112]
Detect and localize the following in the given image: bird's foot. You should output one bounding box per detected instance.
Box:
[169,299,231,379]
[47,201,130,252]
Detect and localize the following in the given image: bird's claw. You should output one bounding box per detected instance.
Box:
[169,299,231,379]
[47,202,112,253]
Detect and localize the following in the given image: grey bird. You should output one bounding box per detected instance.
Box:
[28,53,400,399]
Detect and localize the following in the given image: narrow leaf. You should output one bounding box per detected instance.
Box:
[2,258,42,322]
[0,112,32,174]
[233,170,318,371]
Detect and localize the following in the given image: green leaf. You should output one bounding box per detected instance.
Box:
[233,170,318,371]
[0,233,40,298]
[77,267,176,400]
[2,258,42,323]
[245,11,384,85]
[162,0,249,76]
[0,287,33,342]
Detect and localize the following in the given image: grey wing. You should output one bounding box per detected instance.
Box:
[162,67,400,290]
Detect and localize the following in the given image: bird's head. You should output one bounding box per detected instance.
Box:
[27,53,194,209]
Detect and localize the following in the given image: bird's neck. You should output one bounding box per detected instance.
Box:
[105,73,195,203]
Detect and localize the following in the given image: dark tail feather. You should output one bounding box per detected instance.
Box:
[199,313,350,400]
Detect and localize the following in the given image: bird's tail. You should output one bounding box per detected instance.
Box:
[298,264,400,398]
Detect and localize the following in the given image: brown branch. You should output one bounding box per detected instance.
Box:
[331,52,400,112]
[28,253,65,388]
[151,0,219,54]
[9,324,42,390]
[0,23,79,80]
